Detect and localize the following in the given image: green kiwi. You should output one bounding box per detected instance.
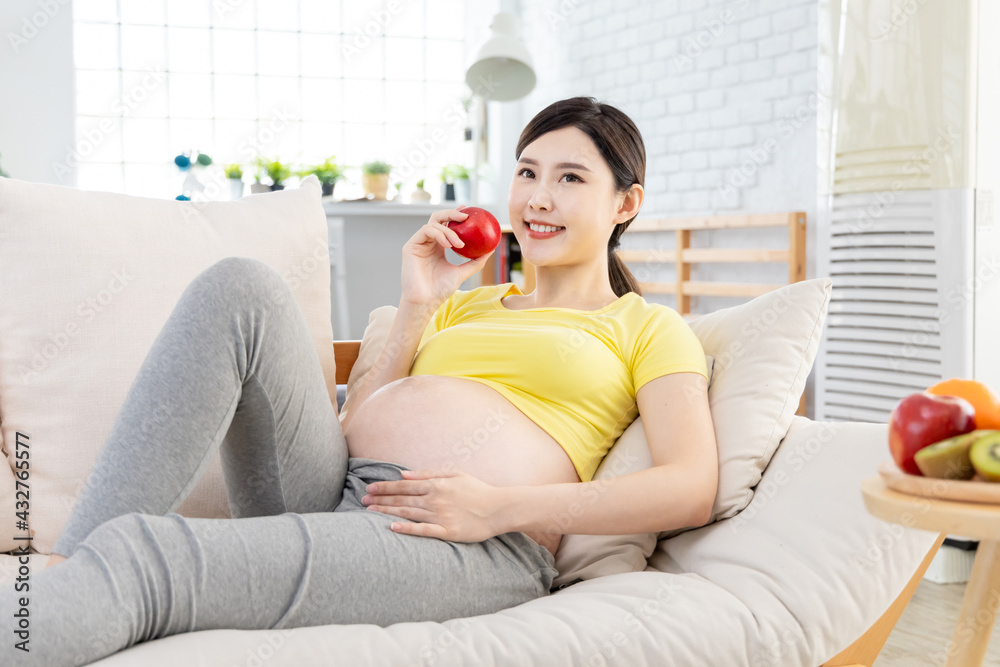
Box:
[969,431,1000,482]
[914,430,987,479]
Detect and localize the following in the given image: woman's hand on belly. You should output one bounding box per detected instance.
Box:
[362,468,505,543]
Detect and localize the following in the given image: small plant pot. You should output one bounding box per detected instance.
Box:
[321,181,335,197]
[228,178,244,200]
[271,183,285,191]
[363,173,389,200]
[250,182,270,194]
[409,187,431,203]
[454,178,470,202]
[441,182,456,202]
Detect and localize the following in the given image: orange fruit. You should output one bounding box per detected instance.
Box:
[926,378,1000,429]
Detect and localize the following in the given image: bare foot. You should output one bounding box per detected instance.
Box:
[45,553,68,569]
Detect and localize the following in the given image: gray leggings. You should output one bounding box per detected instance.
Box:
[5,257,557,666]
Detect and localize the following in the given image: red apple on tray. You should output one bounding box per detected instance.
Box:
[447,206,501,260]
[889,392,977,475]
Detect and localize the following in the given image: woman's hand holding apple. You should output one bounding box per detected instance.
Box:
[400,209,494,312]
[447,206,502,260]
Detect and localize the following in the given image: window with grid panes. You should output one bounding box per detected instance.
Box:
[71,0,470,200]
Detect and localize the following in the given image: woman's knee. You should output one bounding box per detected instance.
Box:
[78,512,159,561]
[192,257,295,313]
[200,256,284,292]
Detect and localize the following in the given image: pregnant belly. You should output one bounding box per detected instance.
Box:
[342,375,581,559]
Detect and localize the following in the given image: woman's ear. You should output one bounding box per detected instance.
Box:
[615,183,644,224]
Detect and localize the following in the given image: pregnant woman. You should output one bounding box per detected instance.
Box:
[5,96,718,665]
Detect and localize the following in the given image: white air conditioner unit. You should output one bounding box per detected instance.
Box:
[815,0,1000,423]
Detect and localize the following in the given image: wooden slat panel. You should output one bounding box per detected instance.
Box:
[618,249,678,263]
[676,229,691,315]
[682,281,785,297]
[638,281,677,294]
[333,340,362,384]
[788,212,806,282]
[638,281,784,297]
[684,248,789,263]
[627,212,796,232]
[620,248,790,263]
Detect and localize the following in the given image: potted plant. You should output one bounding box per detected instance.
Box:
[224,163,243,199]
[299,156,343,197]
[450,164,471,202]
[361,160,391,200]
[439,164,472,201]
[410,178,431,203]
[263,158,291,191]
[250,158,269,194]
[439,165,459,202]
[392,180,404,202]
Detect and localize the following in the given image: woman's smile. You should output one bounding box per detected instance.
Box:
[525,222,566,239]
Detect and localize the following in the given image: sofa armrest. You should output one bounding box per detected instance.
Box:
[648,416,941,666]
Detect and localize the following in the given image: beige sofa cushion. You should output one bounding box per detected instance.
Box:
[0,175,336,554]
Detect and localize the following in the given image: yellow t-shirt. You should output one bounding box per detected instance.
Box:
[409,283,708,482]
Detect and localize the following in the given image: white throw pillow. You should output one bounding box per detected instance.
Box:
[0,175,337,554]
[672,277,831,540]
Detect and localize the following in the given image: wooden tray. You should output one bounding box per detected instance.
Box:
[878,460,1000,505]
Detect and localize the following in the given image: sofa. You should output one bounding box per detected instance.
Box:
[0,176,941,665]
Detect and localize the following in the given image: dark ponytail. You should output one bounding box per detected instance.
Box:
[516,96,644,297]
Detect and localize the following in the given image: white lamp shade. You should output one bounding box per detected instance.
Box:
[465,12,536,101]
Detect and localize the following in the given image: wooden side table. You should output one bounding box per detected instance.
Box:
[861,476,1000,666]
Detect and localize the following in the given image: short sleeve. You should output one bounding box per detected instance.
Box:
[416,289,462,350]
[630,305,708,393]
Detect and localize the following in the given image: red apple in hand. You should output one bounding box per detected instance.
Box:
[889,392,977,475]
[447,206,501,260]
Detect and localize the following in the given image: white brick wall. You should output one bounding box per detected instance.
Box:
[508,0,821,412]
